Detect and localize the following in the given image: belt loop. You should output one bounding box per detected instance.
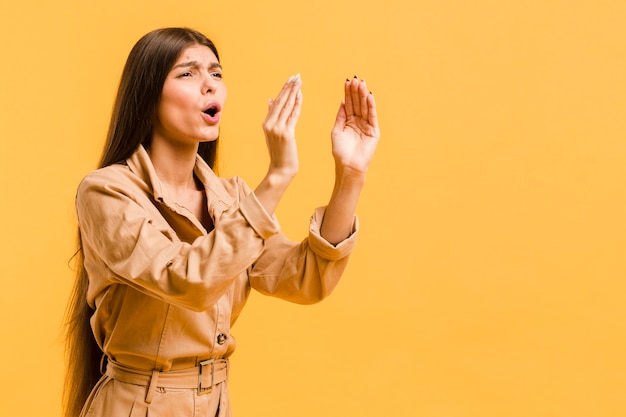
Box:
[145,370,160,404]
[198,359,215,395]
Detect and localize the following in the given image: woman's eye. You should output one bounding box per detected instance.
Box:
[179,71,193,78]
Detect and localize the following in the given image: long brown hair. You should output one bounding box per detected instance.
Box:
[63,27,220,417]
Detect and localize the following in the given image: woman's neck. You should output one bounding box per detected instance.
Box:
[146,140,200,191]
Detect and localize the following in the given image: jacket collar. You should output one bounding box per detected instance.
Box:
[126,145,234,215]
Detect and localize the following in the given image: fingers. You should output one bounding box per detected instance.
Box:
[344,79,355,118]
[366,91,378,131]
[332,99,347,136]
[343,77,377,131]
[344,76,373,121]
[288,88,303,130]
[265,74,303,129]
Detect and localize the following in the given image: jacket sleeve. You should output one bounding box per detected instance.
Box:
[76,168,280,312]
[248,206,359,304]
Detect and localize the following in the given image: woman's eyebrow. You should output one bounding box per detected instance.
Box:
[173,61,222,70]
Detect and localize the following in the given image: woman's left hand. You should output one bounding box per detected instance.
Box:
[331,77,380,174]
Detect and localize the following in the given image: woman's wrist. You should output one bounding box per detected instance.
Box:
[333,164,367,191]
[265,166,297,188]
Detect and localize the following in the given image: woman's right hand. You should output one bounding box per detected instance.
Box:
[262,74,303,179]
[255,75,303,216]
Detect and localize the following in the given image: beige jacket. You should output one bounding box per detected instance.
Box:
[76,145,358,372]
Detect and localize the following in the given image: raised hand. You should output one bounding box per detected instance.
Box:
[262,74,303,179]
[254,74,303,216]
[331,77,380,174]
[320,78,380,244]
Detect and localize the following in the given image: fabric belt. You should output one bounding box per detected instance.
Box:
[106,358,229,403]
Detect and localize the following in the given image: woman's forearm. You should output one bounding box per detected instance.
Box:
[254,169,296,216]
[320,166,366,245]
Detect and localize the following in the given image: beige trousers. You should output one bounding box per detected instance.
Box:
[80,360,231,417]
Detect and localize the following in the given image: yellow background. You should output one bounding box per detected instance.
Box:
[1,1,625,416]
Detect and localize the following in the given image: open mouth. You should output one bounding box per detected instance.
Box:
[203,103,221,118]
[204,107,218,117]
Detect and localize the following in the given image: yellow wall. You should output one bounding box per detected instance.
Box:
[1,1,625,416]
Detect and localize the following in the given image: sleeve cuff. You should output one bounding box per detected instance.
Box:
[308,206,359,260]
[239,192,281,240]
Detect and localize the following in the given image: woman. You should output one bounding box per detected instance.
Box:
[64,27,379,417]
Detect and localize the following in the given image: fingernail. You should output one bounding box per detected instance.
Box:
[287,75,295,83]
[353,75,358,79]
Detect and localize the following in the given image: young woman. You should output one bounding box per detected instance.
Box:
[64,27,379,417]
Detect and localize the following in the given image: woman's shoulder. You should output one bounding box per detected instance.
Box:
[76,163,144,198]
[79,162,130,184]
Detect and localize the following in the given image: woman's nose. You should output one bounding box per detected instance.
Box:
[203,76,217,94]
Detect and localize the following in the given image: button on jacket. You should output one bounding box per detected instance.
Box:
[76,145,358,373]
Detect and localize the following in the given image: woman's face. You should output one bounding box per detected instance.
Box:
[153,44,226,147]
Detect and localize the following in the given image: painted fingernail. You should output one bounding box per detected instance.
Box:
[353,75,358,79]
